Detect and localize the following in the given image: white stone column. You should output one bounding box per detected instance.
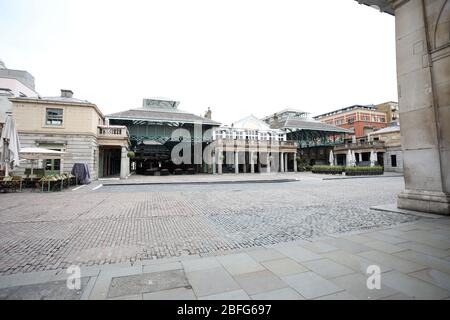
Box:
[266,153,271,173]
[217,150,222,175]
[358,153,362,162]
[120,146,128,179]
[212,151,216,175]
[243,152,247,173]
[280,153,285,173]
[235,151,239,174]
[250,152,255,173]
[294,153,298,172]
[284,153,288,172]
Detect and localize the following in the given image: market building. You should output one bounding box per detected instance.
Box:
[263,109,353,166]
[212,115,298,174]
[106,98,220,175]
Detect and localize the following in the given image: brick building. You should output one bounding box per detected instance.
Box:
[313,105,388,138]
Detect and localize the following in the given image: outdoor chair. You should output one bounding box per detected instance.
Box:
[11,176,23,192]
[37,176,59,192]
[174,168,183,175]
[160,169,169,176]
[187,168,196,175]
[0,176,12,193]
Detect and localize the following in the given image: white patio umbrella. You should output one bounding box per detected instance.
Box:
[370,150,376,167]
[329,150,334,166]
[346,149,352,167]
[351,150,357,167]
[19,147,66,175]
[0,114,21,176]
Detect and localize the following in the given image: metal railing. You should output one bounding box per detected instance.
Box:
[334,141,385,151]
[97,125,129,138]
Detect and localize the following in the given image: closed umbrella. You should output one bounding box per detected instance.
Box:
[346,149,352,167]
[370,151,376,167]
[329,150,335,166]
[0,114,21,176]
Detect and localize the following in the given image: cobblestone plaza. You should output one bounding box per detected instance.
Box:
[0,174,417,275]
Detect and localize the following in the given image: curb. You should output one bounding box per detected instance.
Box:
[102,179,299,187]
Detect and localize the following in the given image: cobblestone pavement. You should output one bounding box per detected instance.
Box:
[0,174,418,275]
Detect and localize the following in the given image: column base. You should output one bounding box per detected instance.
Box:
[397,190,450,215]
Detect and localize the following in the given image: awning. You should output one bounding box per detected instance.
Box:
[20,147,66,160]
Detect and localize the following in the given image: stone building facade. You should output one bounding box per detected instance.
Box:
[10,90,130,180]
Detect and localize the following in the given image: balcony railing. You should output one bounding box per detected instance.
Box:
[214,138,297,148]
[334,141,385,151]
[97,125,129,138]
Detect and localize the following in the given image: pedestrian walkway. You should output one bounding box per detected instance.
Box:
[1,215,449,300]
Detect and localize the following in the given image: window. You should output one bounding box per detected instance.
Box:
[46,108,63,126]
[236,131,244,140]
[248,130,258,140]
[259,132,267,141]
[41,145,63,174]
[380,117,386,123]
[391,155,397,167]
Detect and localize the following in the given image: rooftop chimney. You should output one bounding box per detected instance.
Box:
[61,89,73,98]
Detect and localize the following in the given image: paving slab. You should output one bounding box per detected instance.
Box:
[341,234,374,244]
[362,232,409,245]
[397,242,450,258]
[381,270,450,300]
[80,276,97,300]
[107,270,189,299]
[0,270,58,289]
[250,287,304,300]
[246,248,287,262]
[199,289,250,300]
[261,258,308,277]
[0,277,89,300]
[300,241,339,254]
[143,287,196,300]
[314,291,357,300]
[409,269,450,292]
[394,250,450,274]
[217,253,265,275]
[364,241,408,254]
[330,273,398,300]
[358,250,426,274]
[281,272,343,299]
[398,230,450,250]
[109,294,143,300]
[322,250,392,274]
[233,270,287,295]
[379,293,414,300]
[142,262,182,274]
[322,238,372,254]
[300,258,355,279]
[186,267,240,297]
[182,257,221,273]
[275,246,322,263]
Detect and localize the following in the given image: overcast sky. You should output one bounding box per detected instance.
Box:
[0,0,397,124]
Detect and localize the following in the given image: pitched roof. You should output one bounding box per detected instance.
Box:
[273,118,354,134]
[10,95,94,105]
[368,125,400,136]
[106,108,221,126]
[231,115,274,131]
